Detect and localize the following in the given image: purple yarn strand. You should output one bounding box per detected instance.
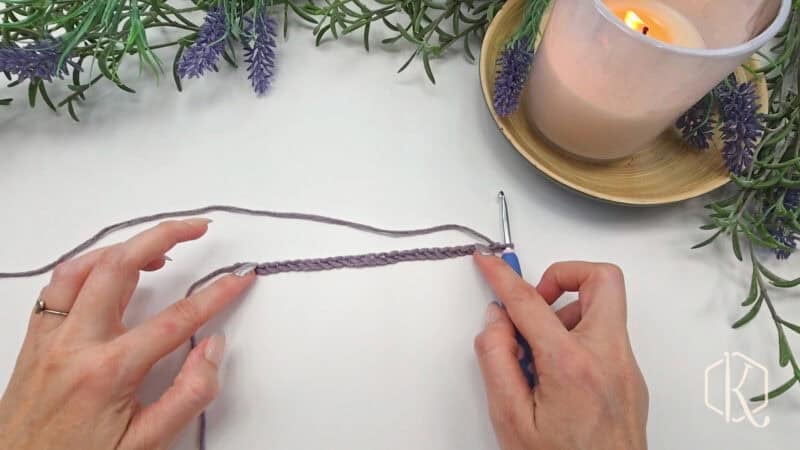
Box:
[0,205,501,278]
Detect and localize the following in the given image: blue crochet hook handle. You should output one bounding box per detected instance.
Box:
[498,191,537,388]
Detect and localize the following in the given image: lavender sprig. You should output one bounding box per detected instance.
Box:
[676,95,715,150]
[491,0,550,117]
[1,0,521,119]
[492,37,533,117]
[177,7,228,79]
[243,12,278,95]
[0,39,76,82]
[717,80,765,176]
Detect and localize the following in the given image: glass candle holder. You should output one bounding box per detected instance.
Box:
[524,0,791,162]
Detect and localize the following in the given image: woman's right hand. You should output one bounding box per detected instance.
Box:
[473,256,649,450]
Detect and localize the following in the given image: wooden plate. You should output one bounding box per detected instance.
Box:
[478,0,768,206]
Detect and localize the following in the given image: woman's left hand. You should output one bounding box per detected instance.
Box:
[0,219,256,450]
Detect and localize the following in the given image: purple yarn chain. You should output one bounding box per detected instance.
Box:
[185,243,508,450]
[0,205,510,450]
[188,243,508,295]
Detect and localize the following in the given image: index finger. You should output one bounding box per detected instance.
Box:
[474,254,568,353]
[71,218,212,324]
[116,269,256,379]
[536,261,627,331]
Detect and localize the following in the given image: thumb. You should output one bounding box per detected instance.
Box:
[474,253,568,353]
[474,302,534,439]
[122,334,226,450]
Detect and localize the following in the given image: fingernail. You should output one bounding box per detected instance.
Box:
[474,244,494,256]
[233,263,258,277]
[205,334,226,366]
[185,218,213,226]
[485,302,502,326]
[164,255,173,262]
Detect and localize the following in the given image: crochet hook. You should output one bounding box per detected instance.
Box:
[498,191,537,387]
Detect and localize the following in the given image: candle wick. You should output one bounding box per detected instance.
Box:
[642,26,650,36]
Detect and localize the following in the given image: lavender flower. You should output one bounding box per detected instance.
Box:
[177,7,227,79]
[717,80,764,176]
[243,12,278,95]
[676,95,714,150]
[769,221,797,260]
[0,39,74,82]
[784,189,800,211]
[493,38,533,117]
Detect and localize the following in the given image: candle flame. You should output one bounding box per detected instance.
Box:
[624,10,647,33]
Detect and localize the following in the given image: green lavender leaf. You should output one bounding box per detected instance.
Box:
[422,52,436,84]
[398,48,420,73]
[59,5,100,69]
[315,25,330,46]
[782,320,800,335]
[732,296,763,329]
[291,2,319,24]
[66,100,79,122]
[72,57,86,101]
[759,263,800,288]
[382,34,404,44]
[771,277,800,288]
[463,30,475,61]
[732,228,743,261]
[742,267,759,306]
[284,2,290,37]
[37,81,56,112]
[778,328,792,367]
[751,377,797,402]
[692,230,723,249]
[27,80,36,108]
[172,45,186,92]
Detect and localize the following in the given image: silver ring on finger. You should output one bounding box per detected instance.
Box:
[34,298,69,318]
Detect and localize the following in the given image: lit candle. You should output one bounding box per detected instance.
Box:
[605,0,705,48]
[521,0,726,161]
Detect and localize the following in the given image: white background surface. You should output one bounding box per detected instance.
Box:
[1,23,799,450]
